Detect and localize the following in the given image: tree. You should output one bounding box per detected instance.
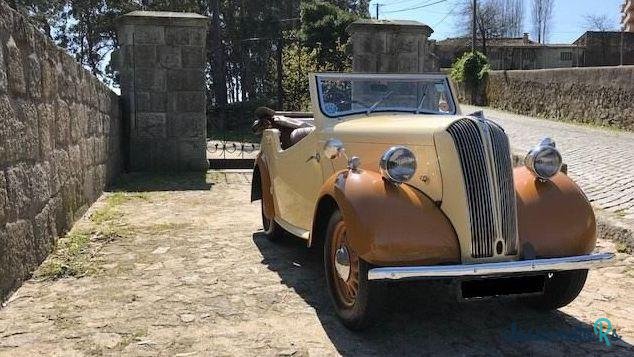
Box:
[531,0,554,44]
[300,1,358,71]
[582,14,616,32]
[501,0,524,37]
[456,0,525,54]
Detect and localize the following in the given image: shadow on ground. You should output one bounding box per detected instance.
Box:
[113,172,214,192]
[253,232,632,356]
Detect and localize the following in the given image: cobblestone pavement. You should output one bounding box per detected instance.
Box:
[464,105,634,226]
[0,172,632,356]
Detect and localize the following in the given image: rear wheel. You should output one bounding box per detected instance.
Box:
[261,199,283,241]
[324,210,384,330]
[520,269,588,309]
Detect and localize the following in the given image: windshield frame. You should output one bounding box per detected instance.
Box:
[315,73,458,119]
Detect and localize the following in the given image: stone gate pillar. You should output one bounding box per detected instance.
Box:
[117,11,209,171]
[347,19,438,73]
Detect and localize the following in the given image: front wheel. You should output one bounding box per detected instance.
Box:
[323,210,384,330]
[520,269,588,310]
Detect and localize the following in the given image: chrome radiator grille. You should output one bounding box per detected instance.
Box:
[447,118,518,258]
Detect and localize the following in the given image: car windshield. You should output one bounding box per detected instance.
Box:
[317,75,456,118]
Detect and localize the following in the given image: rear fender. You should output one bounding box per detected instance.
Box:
[252,154,275,220]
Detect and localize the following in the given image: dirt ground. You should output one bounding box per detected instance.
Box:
[0,171,633,356]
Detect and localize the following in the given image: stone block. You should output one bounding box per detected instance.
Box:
[136,91,167,112]
[0,41,7,93]
[135,68,166,92]
[387,33,417,55]
[68,145,82,177]
[158,46,181,69]
[181,46,204,68]
[40,56,58,100]
[353,54,377,73]
[136,113,167,138]
[37,103,55,158]
[83,166,96,202]
[98,89,111,114]
[117,45,135,71]
[0,171,7,226]
[170,91,205,113]
[6,36,26,96]
[52,149,70,188]
[179,139,208,171]
[2,220,35,290]
[29,162,52,213]
[14,99,39,161]
[26,53,42,99]
[133,45,157,68]
[169,113,205,138]
[48,194,65,235]
[167,69,204,91]
[34,204,57,262]
[5,165,31,219]
[133,25,164,44]
[55,99,71,147]
[165,27,206,46]
[0,95,14,163]
[69,103,85,144]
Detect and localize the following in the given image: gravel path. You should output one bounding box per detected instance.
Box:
[463,105,634,227]
[0,172,632,356]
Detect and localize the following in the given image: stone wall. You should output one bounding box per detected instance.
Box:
[0,1,122,300]
[485,66,634,131]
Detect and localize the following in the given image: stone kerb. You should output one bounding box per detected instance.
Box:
[117,11,210,172]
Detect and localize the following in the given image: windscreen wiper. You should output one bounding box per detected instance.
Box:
[367,90,394,115]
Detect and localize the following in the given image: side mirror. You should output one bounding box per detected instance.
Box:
[324,139,345,160]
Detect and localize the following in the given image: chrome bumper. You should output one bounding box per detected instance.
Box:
[367,253,615,281]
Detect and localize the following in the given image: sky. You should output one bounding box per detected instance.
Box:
[368,0,624,44]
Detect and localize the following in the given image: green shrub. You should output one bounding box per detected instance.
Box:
[450,51,491,88]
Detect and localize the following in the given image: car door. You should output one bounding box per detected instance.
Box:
[262,129,323,236]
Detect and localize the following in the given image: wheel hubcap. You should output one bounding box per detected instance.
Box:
[335,246,351,281]
[330,221,359,307]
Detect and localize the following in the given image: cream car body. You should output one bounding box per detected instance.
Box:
[252,73,613,329]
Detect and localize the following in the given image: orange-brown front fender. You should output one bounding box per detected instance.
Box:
[515,167,596,258]
[313,170,460,266]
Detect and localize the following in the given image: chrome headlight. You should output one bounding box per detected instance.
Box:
[379,146,417,184]
[525,138,562,180]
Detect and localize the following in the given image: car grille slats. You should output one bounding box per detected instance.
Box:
[489,123,519,255]
[447,118,518,258]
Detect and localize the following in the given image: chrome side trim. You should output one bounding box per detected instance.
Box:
[367,253,615,280]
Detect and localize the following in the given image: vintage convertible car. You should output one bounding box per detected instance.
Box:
[250,73,614,329]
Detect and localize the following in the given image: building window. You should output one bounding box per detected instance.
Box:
[560,52,573,61]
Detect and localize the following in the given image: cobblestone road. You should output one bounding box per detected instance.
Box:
[464,105,634,226]
[0,172,632,356]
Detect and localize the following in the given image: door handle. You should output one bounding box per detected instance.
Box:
[306,153,321,163]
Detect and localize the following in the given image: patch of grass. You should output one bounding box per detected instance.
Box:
[116,328,148,350]
[615,241,632,254]
[35,231,95,280]
[613,209,627,218]
[145,222,191,235]
[90,192,149,225]
[36,192,148,281]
